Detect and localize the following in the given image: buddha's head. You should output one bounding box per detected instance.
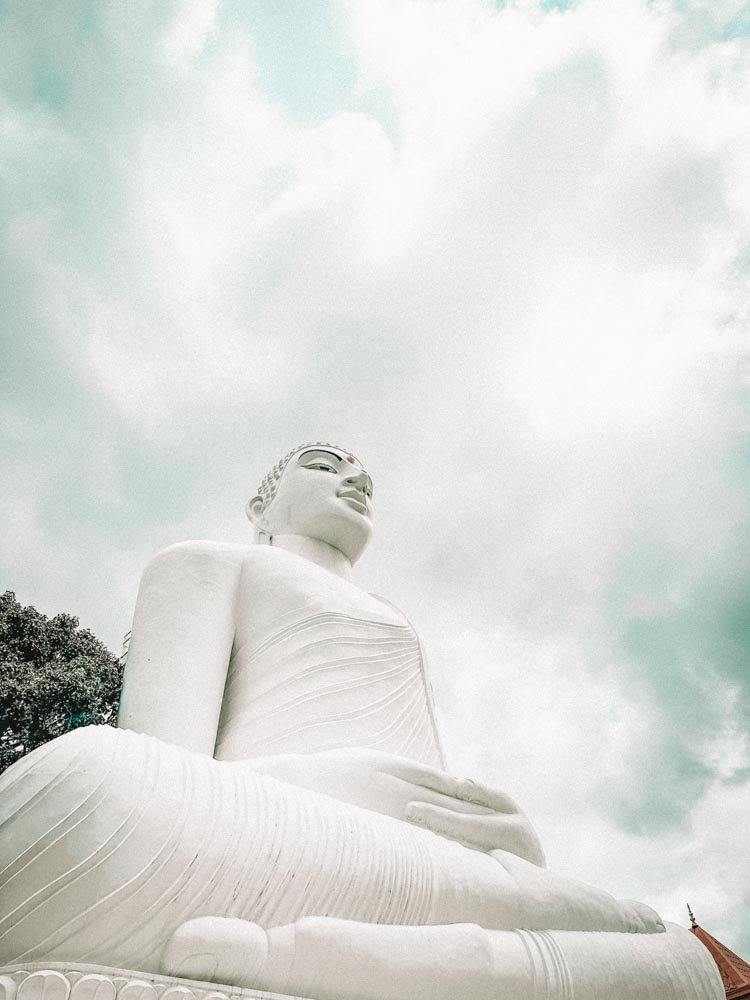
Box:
[246,443,374,563]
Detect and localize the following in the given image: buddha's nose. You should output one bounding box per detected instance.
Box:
[345,470,368,491]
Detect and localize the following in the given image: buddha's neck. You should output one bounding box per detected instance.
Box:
[269,534,353,581]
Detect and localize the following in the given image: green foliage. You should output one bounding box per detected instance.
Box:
[0,591,123,773]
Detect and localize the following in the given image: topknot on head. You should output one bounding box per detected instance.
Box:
[255,442,359,512]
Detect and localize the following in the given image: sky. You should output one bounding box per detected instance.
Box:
[2,0,750,960]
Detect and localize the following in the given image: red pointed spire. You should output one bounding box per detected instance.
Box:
[688,905,750,998]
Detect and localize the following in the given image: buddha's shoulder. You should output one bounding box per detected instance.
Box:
[144,540,290,578]
[142,540,254,585]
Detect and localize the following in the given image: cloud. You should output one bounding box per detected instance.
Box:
[1,0,749,957]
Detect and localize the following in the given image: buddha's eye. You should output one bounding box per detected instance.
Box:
[309,463,336,473]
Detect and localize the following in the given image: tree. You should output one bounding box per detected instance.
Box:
[0,591,123,773]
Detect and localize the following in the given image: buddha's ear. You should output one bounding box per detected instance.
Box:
[245,495,265,528]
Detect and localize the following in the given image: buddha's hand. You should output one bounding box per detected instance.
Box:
[245,748,545,867]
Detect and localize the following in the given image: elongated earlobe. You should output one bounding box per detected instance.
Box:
[245,496,264,527]
[246,496,273,544]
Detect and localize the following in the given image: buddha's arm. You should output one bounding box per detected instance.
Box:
[118,541,244,756]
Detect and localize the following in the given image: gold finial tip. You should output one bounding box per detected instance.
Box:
[687,903,698,928]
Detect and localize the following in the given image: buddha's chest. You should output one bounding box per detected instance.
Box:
[214,553,442,766]
[235,549,397,632]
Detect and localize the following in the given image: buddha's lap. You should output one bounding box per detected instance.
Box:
[0,728,723,999]
[0,725,508,971]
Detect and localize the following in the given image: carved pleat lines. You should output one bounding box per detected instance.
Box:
[215,612,442,767]
[0,728,437,971]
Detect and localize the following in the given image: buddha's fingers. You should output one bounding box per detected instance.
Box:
[405,801,543,863]
[378,756,517,812]
[369,754,460,794]
[453,777,520,813]
[408,783,495,815]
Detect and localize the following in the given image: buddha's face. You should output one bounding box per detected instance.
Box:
[248,447,374,562]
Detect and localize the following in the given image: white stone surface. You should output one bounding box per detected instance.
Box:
[0,446,725,998]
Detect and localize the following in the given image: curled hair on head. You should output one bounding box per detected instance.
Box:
[254,442,360,513]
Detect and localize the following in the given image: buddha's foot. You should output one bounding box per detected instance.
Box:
[161,917,271,987]
[162,916,534,1000]
[161,915,721,1000]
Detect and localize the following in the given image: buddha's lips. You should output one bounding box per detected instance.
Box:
[339,492,369,515]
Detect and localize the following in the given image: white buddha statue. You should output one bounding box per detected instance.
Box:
[0,444,723,1000]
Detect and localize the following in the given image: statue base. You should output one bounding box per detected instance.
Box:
[0,965,310,1000]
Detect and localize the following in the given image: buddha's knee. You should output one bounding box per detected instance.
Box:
[0,726,139,857]
[3,721,122,790]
